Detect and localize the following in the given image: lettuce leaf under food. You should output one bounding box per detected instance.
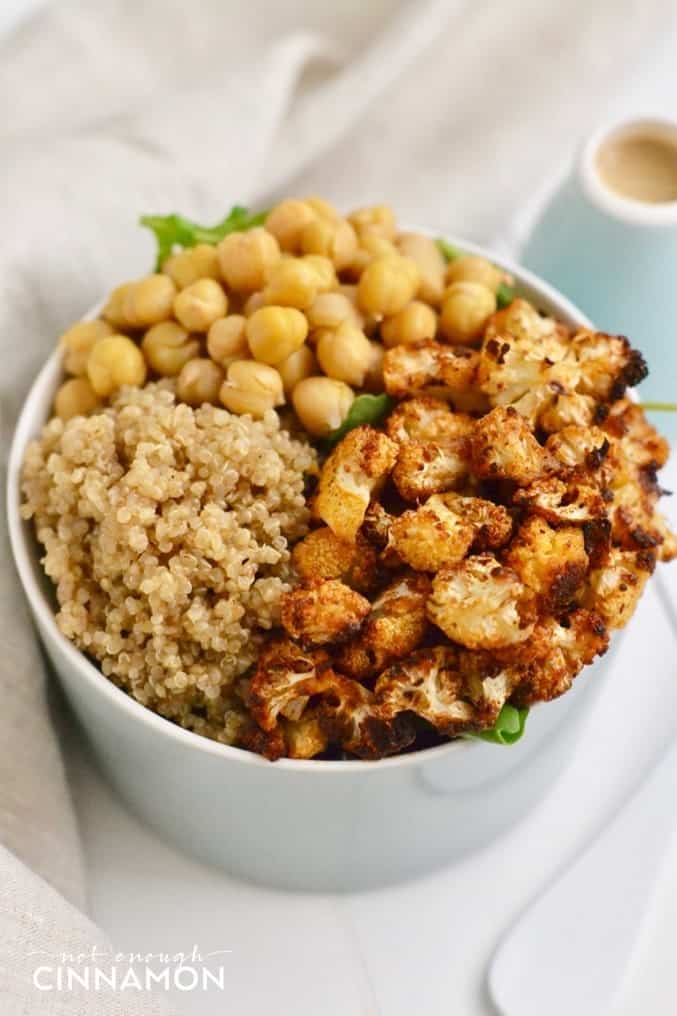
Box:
[466,704,529,745]
[323,393,395,448]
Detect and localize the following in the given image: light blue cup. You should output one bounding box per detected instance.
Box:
[521,116,677,441]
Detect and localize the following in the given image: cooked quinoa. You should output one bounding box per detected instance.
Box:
[21,383,317,743]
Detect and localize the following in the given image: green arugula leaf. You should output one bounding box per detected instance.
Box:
[640,402,677,412]
[466,704,529,745]
[323,393,395,448]
[436,238,462,262]
[140,205,268,269]
[496,281,517,309]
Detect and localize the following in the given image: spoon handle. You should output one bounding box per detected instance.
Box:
[489,739,677,1016]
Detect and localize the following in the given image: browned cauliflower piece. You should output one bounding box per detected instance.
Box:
[281,578,371,649]
[602,398,670,469]
[336,573,430,680]
[583,547,656,628]
[569,330,647,401]
[509,609,609,705]
[545,425,610,471]
[540,392,598,433]
[282,710,329,759]
[389,495,475,571]
[392,440,472,501]
[317,677,417,759]
[514,474,607,524]
[383,340,480,402]
[386,397,473,444]
[503,516,589,610]
[470,405,545,484]
[248,639,333,732]
[291,526,380,593]
[439,492,513,551]
[427,553,536,650]
[314,425,398,541]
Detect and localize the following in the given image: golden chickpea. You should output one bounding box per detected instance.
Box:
[445,254,504,293]
[292,377,354,437]
[306,292,357,330]
[207,315,249,366]
[265,200,317,252]
[301,255,337,293]
[174,279,228,332]
[162,244,221,289]
[176,358,224,406]
[300,217,358,271]
[303,196,339,220]
[349,234,398,276]
[381,301,438,347]
[364,340,385,393]
[357,255,419,317]
[102,283,134,329]
[141,321,200,376]
[219,360,285,417]
[53,377,101,420]
[217,227,280,292]
[440,281,497,345]
[396,232,446,305]
[243,291,265,316]
[316,321,372,387]
[60,319,114,376]
[87,335,147,396]
[277,345,318,396]
[126,274,177,327]
[246,306,308,364]
[348,204,397,240]
[262,258,318,309]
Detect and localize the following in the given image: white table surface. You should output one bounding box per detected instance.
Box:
[4,2,677,1013]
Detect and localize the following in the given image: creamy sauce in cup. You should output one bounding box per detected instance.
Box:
[596,132,677,204]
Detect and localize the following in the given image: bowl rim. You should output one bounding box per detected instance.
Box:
[6,232,594,774]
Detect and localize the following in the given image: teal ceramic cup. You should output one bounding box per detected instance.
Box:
[521,116,677,440]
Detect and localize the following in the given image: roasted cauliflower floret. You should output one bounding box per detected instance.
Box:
[389,495,475,571]
[514,474,607,524]
[470,405,545,484]
[540,392,598,433]
[383,340,480,401]
[282,710,329,759]
[503,516,589,610]
[314,425,398,541]
[280,579,371,648]
[386,397,474,445]
[291,526,379,593]
[439,492,513,550]
[392,440,472,501]
[337,573,430,679]
[427,554,535,650]
[545,425,610,471]
[509,610,608,705]
[583,547,656,629]
[602,398,670,469]
[317,676,416,759]
[375,647,476,733]
[569,330,647,401]
[248,639,333,732]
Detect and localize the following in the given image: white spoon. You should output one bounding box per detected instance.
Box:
[488,737,677,1016]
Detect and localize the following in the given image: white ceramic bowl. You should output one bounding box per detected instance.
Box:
[7,237,612,891]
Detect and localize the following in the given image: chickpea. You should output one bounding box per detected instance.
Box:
[396,232,446,305]
[265,200,317,252]
[349,233,399,276]
[126,275,177,327]
[348,204,397,240]
[440,281,497,345]
[87,335,147,396]
[303,196,339,220]
[301,255,337,293]
[357,255,419,317]
[246,306,308,364]
[162,244,221,289]
[316,321,372,387]
[445,254,504,293]
[141,321,200,376]
[217,227,280,292]
[300,217,358,271]
[174,279,228,332]
[53,377,101,420]
[364,340,385,393]
[176,357,224,406]
[306,292,357,330]
[262,258,318,309]
[243,291,265,316]
[207,315,248,366]
[220,360,285,417]
[60,319,114,376]
[292,377,354,437]
[277,345,317,396]
[381,301,438,347]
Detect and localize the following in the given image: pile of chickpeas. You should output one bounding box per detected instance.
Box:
[54,197,508,437]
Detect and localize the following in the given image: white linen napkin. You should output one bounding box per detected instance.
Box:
[1,0,674,1012]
